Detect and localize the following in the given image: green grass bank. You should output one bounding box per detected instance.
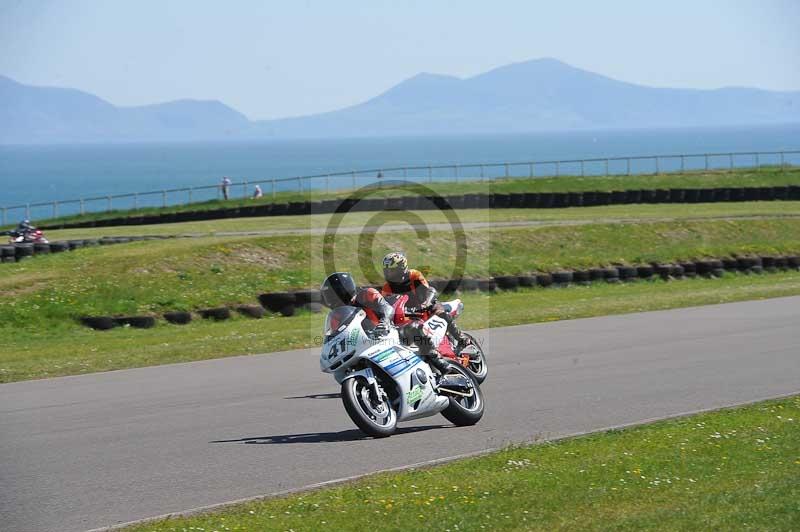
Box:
[3,271,799,383]
[126,395,800,531]
[1,216,798,328]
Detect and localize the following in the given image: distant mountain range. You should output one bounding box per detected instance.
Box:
[2,58,799,144]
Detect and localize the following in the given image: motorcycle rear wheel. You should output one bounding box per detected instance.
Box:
[440,362,484,426]
[453,332,488,384]
[341,377,397,438]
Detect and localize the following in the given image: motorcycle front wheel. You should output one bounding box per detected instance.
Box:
[341,377,397,438]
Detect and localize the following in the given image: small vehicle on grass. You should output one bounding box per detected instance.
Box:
[5,228,49,244]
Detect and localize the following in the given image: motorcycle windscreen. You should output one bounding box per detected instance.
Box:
[324,305,360,337]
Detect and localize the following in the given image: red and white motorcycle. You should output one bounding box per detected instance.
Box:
[386,291,488,383]
[6,228,49,244]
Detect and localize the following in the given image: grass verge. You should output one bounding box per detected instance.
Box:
[1,217,799,328]
[42,201,800,240]
[16,166,799,229]
[125,394,800,531]
[2,270,799,383]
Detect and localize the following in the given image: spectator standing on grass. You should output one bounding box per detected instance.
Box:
[253,184,263,199]
[221,176,232,200]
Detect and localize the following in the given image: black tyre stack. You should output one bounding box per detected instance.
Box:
[164,311,193,324]
[258,292,297,316]
[0,245,15,263]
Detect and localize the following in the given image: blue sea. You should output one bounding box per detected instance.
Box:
[1,124,799,220]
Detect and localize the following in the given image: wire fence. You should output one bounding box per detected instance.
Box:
[2,149,799,224]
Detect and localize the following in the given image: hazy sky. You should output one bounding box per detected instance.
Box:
[1,0,798,120]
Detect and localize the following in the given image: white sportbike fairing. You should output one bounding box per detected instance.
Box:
[320,306,484,437]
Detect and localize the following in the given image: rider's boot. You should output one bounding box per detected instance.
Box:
[447,320,472,351]
[425,350,451,374]
[416,332,451,374]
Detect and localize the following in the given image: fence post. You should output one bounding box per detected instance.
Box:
[480,165,485,182]
[161,190,167,208]
[325,174,330,195]
[680,155,685,173]
[187,188,192,204]
[403,167,408,179]
[52,201,58,218]
[504,163,509,178]
[26,203,31,219]
[107,196,112,211]
[626,158,630,176]
[729,153,734,172]
[271,178,276,199]
[655,157,660,175]
[352,171,356,190]
[297,177,302,193]
[1,207,6,226]
[134,193,139,210]
[80,199,85,215]
[243,179,248,199]
[454,165,459,183]
[780,151,785,170]
[528,163,533,177]
[755,153,760,171]
[704,154,709,170]
[605,159,609,176]
[580,160,585,177]
[556,161,560,177]
[428,166,432,183]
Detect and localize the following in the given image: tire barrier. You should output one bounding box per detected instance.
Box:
[258,292,296,312]
[199,307,232,321]
[636,265,655,279]
[294,289,322,305]
[572,270,591,284]
[617,265,638,281]
[0,233,162,266]
[552,271,574,285]
[78,253,800,329]
[41,185,800,230]
[477,279,497,292]
[164,311,193,324]
[460,278,480,291]
[680,262,698,278]
[1,245,15,262]
[80,316,117,330]
[49,241,69,253]
[589,267,607,281]
[494,275,520,290]
[14,243,34,260]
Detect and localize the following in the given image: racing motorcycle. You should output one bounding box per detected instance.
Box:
[320,305,485,438]
[386,291,488,384]
[5,228,49,244]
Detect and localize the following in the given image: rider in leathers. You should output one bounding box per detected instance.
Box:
[320,272,450,373]
[380,251,472,351]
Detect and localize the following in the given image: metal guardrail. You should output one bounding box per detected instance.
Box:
[2,149,799,224]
